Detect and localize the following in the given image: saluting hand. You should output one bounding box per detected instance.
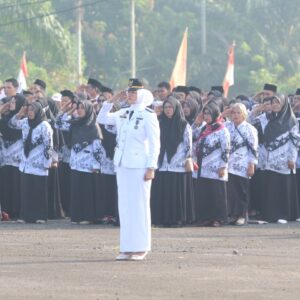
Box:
[16,105,28,119]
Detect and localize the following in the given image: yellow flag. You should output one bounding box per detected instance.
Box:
[170,28,188,90]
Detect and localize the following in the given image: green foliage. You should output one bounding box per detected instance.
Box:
[0,0,300,96]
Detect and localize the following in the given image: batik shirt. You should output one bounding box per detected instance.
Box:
[2,138,23,167]
[250,113,269,170]
[9,116,53,176]
[226,121,258,178]
[56,113,103,173]
[262,124,300,174]
[159,124,192,173]
[192,124,230,181]
[100,124,116,175]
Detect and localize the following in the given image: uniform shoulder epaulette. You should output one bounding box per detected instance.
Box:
[145,107,154,113]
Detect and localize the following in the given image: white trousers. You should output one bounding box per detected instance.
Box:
[116,167,152,252]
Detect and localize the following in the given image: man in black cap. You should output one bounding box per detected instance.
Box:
[292,88,300,117]
[262,83,277,98]
[94,86,113,113]
[172,85,189,103]
[87,78,103,106]
[101,86,113,102]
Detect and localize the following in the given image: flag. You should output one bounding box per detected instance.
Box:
[169,27,188,90]
[17,52,28,93]
[222,42,235,98]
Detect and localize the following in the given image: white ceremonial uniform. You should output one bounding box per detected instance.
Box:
[97,90,160,252]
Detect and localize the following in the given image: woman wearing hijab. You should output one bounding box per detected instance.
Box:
[97,78,160,261]
[96,109,118,225]
[151,96,195,227]
[192,102,230,227]
[56,100,103,224]
[36,94,63,220]
[247,97,273,218]
[9,101,53,223]
[261,94,300,223]
[0,95,25,220]
[56,91,75,217]
[226,103,258,225]
[182,97,200,125]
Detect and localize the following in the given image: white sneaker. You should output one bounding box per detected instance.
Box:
[116,253,131,261]
[79,221,91,225]
[277,219,287,224]
[129,252,148,261]
[296,218,300,222]
[36,220,46,224]
[17,219,25,224]
[235,217,246,226]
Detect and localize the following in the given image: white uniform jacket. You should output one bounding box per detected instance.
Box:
[97,101,160,169]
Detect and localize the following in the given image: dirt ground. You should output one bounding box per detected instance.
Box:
[0,220,300,300]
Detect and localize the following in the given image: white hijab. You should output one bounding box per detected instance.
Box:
[131,89,154,110]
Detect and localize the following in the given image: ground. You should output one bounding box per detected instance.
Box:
[1,220,300,300]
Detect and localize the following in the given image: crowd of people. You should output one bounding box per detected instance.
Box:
[1,77,300,228]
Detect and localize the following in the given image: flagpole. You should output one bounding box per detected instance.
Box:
[201,0,207,55]
[76,0,83,84]
[131,0,136,78]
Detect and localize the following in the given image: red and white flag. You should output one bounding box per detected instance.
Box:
[169,28,188,90]
[222,42,235,98]
[17,52,28,93]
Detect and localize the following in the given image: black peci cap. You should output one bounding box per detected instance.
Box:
[173,85,189,95]
[101,86,113,95]
[128,78,144,91]
[263,83,277,93]
[87,78,103,91]
[60,89,75,100]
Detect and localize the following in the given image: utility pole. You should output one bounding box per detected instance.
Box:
[201,0,207,55]
[131,0,136,78]
[76,0,83,84]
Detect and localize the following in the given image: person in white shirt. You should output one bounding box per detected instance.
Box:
[226,103,258,225]
[9,101,53,223]
[97,78,160,261]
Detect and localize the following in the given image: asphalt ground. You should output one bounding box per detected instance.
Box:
[1,220,300,300]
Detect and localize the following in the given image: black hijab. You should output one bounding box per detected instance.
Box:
[100,125,116,160]
[0,95,25,141]
[159,97,187,165]
[263,94,297,146]
[183,98,199,125]
[24,102,47,157]
[68,100,102,147]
